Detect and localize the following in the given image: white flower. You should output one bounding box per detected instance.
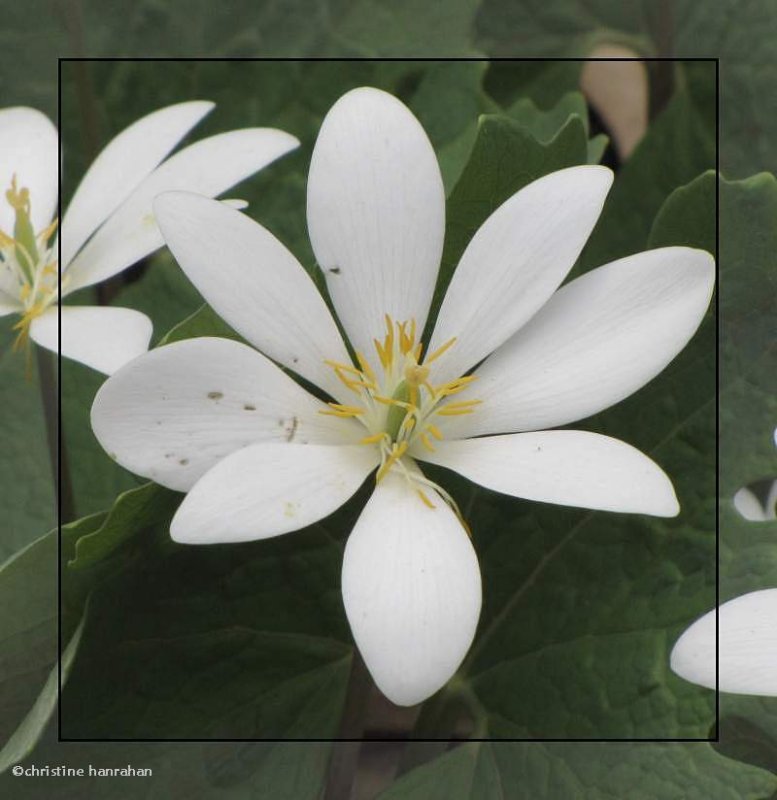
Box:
[0,103,298,374]
[671,589,777,695]
[733,482,777,521]
[92,87,715,706]
[672,428,777,695]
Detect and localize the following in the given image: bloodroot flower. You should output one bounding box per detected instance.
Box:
[92,88,715,705]
[671,589,777,696]
[0,103,297,373]
[672,429,777,695]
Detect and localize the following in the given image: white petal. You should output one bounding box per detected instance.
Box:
[416,431,679,517]
[307,87,445,357]
[63,128,299,292]
[427,165,613,385]
[30,305,152,375]
[766,480,777,520]
[91,336,362,492]
[0,107,58,234]
[443,247,715,439]
[153,192,352,402]
[60,101,214,269]
[733,486,768,522]
[670,589,777,695]
[171,443,378,544]
[342,473,481,706]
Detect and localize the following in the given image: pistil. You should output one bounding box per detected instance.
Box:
[320,314,482,512]
[0,176,60,353]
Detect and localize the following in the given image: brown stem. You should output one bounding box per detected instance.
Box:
[323,649,373,800]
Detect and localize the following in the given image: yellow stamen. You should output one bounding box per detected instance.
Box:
[400,415,416,434]
[424,336,457,365]
[355,351,377,384]
[436,399,482,417]
[373,394,415,410]
[435,374,477,397]
[324,359,362,376]
[374,337,391,370]
[360,432,386,444]
[383,314,395,364]
[398,318,416,354]
[440,399,482,411]
[332,369,361,393]
[420,433,436,452]
[426,424,443,440]
[39,218,59,241]
[321,403,365,418]
[376,441,408,482]
[417,489,435,508]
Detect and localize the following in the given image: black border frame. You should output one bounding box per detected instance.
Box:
[56,55,721,745]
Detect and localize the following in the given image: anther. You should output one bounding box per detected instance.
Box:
[424,336,457,365]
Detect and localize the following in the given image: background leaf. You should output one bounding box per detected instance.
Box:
[0,1,773,789]
[376,740,777,799]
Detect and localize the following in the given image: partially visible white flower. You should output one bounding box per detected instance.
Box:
[673,428,777,694]
[92,87,715,706]
[732,428,777,521]
[0,103,298,373]
[671,589,777,695]
[733,482,777,521]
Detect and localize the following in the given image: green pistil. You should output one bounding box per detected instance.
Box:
[7,180,38,280]
[385,380,411,441]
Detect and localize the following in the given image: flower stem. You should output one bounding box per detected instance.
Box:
[36,347,75,522]
[397,678,486,776]
[395,690,458,776]
[323,648,373,800]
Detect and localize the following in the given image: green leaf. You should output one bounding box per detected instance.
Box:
[58,498,366,738]
[376,741,777,799]
[507,90,591,141]
[0,509,102,775]
[67,482,179,571]
[409,60,498,192]
[718,173,777,511]
[0,611,86,775]
[329,0,481,57]
[580,78,715,272]
[430,112,589,323]
[587,133,609,164]
[0,340,56,560]
[648,171,716,252]
[1,737,334,799]
[717,705,777,777]
[649,167,777,774]
[715,172,777,776]
[159,303,243,347]
[410,123,715,737]
[0,531,58,756]
[476,1,776,180]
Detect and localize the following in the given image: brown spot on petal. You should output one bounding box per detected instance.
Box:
[207,391,224,400]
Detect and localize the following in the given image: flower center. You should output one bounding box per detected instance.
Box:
[321,315,481,512]
[0,175,61,350]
